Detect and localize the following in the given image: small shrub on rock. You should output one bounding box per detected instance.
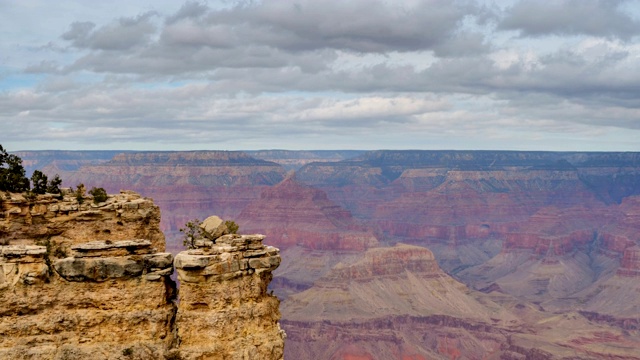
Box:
[31,170,48,194]
[74,184,86,204]
[225,220,239,234]
[24,190,37,201]
[46,174,62,195]
[88,187,108,204]
[179,219,205,249]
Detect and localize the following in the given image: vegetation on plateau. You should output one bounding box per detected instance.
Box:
[0,144,31,193]
[89,186,108,203]
[0,144,106,204]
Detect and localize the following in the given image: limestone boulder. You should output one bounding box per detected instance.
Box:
[200,215,228,240]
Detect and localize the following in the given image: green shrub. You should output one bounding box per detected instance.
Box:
[0,144,30,193]
[179,219,205,249]
[24,190,37,201]
[74,184,86,204]
[88,187,108,203]
[31,170,48,194]
[46,174,62,194]
[225,220,240,234]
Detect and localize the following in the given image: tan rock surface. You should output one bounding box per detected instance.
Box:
[175,234,285,360]
[200,215,228,239]
[0,190,165,254]
[1,194,285,360]
[0,241,176,359]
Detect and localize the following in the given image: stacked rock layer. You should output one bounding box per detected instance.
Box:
[0,191,283,360]
[175,233,285,360]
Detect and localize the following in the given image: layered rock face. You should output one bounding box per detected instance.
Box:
[286,151,640,358]
[0,189,165,252]
[618,245,640,277]
[15,150,122,176]
[247,150,364,171]
[238,178,378,251]
[1,192,284,360]
[0,191,176,359]
[282,244,640,360]
[174,234,284,360]
[0,241,176,359]
[237,178,380,301]
[296,151,640,289]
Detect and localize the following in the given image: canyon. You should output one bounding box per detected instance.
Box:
[11,149,640,359]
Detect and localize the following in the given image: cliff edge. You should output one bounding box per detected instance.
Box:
[0,190,284,360]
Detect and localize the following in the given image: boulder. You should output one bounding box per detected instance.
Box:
[200,215,228,240]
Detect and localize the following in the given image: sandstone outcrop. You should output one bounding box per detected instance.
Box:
[200,215,228,240]
[1,192,284,360]
[0,240,176,359]
[0,189,165,253]
[175,233,285,360]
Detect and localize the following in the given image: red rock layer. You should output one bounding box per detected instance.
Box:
[617,246,640,277]
[237,178,378,251]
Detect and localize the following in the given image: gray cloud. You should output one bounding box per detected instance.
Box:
[54,0,488,77]
[165,1,209,25]
[61,21,96,46]
[500,0,640,39]
[3,0,640,151]
[62,13,158,51]
[214,0,479,53]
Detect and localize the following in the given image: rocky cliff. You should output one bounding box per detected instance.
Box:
[0,191,284,360]
[175,233,285,359]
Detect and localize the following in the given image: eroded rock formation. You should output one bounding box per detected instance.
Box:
[175,233,284,359]
[0,191,284,360]
[282,244,640,360]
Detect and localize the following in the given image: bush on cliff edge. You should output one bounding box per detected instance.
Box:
[1,144,63,195]
[0,144,30,193]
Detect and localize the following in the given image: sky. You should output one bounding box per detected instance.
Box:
[2,0,640,151]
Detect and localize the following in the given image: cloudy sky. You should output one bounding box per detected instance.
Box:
[2,0,640,151]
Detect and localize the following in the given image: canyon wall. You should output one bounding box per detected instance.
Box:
[0,191,284,360]
[15,149,640,359]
